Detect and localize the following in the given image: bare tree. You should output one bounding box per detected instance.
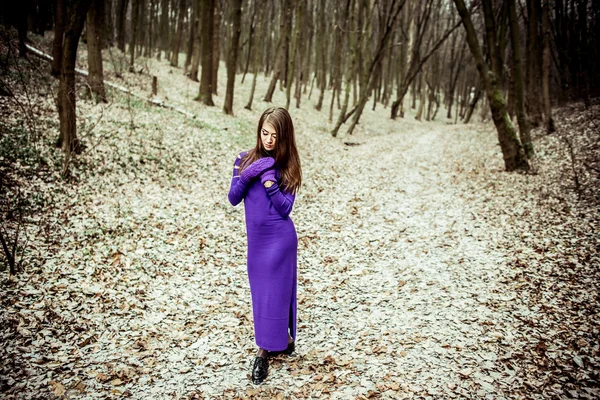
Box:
[54,0,93,173]
[170,0,186,67]
[158,0,170,60]
[87,0,108,102]
[197,0,215,105]
[224,0,243,115]
[332,0,406,137]
[116,0,129,52]
[264,0,292,102]
[508,0,533,157]
[541,0,555,132]
[453,0,529,171]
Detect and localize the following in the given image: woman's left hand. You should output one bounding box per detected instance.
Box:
[260,168,276,185]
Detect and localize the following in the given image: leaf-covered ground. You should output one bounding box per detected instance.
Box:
[1,32,599,399]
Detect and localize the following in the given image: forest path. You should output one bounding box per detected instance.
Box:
[4,49,597,399]
[111,116,519,398]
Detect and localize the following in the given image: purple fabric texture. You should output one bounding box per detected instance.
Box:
[260,169,277,185]
[239,157,275,184]
[228,151,297,351]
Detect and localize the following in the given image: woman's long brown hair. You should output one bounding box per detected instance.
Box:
[239,107,302,194]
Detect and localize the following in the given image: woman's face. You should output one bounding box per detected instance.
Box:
[261,121,277,152]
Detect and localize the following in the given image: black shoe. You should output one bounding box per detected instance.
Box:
[268,341,295,357]
[251,356,268,384]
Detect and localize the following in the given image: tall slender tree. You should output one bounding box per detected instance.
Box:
[129,0,141,70]
[211,1,220,95]
[116,0,129,52]
[54,0,93,160]
[170,0,186,67]
[197,0,215,105]
[224,0,243,115]
[87,0,107,102]
[508,0,533,156]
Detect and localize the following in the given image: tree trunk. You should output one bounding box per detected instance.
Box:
[525,0,543,126]
[541,0,555,132]
[56,0,93,161]
[184,0,196,73]
[331,0,356,137]
[52,0,66,77]
[453,0,529,171]
[264,0,292,103]
[576,0,590,107]
[104,0,114,46]
[87,0,107,102]
[189,0,201,79]
[245,36,259,111]
[508,0,533,157]
[328,0,349,122]
[158,0,169,60]
[224,0,242,115]
[197,0,214,105]
[116,0,129,52]
[170,0,186,67]
[211,0,220,95]
[315,0,327,111]
[140,0,149,58]
[286,1,303,109]
[241,1,256,84]
[129,0,140,70]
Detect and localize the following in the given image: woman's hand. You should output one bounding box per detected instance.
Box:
[240,157,275,184]
[260,169,276,186]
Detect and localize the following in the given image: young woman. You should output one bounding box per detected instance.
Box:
[227,107,302,384]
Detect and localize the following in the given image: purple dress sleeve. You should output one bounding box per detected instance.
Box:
[228,153,248,206]
[265,183,296,219]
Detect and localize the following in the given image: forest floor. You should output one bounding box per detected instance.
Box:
[1,31,599,399]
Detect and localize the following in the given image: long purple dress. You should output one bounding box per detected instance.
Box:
[228,152,297,352]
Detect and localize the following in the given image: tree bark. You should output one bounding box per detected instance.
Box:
[453,0,529,171]
[331,0,355,137]
[525,0,543,125]
[56,0,93,161]
[52,0,66,77]
[315,0,328,111]
[211,0,220,95]
[116,0,129,52]
[184,0,196,73]
[87,0,107,103]
[189,0,201,80]
[508,0,533,156]
[241,1,257,84]
[197,0,215,105]
[170,0,186,67]
[129,0,140,70]
[158,0,169,60]
[286,1,303,109]
[541,0,555,132]
[224,0,242,115]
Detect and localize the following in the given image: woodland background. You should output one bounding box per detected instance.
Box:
[0,0,599,398]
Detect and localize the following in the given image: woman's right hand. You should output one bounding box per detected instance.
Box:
[240,157,275,183]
